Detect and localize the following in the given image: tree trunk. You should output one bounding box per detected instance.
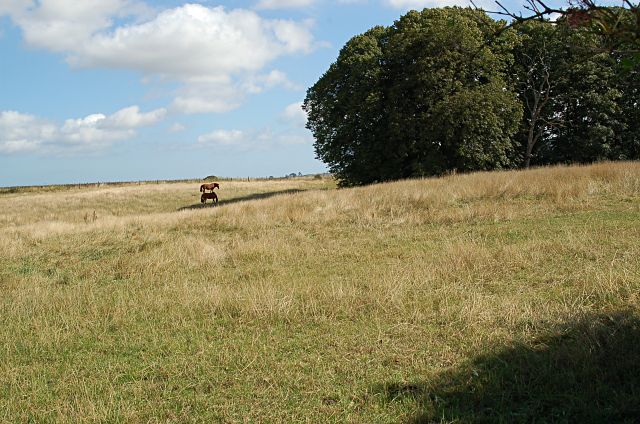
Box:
[525,124,535,168]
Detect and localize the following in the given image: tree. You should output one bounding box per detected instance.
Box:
[304,26,389,186]
[304,8,522,186]
[384,8,522,175]
[612,49,640,159]
[482,0,640,54]
[532,28,626,164]
[511,22,563,167]
[507,18,639,166]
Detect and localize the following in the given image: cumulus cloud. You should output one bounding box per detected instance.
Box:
[243,70,301,94]
[172,77,244,114]
[198,129,247,147]
[1,2,315,113]
[59,113,132,147]
[0,106,166,154]
[270,18,315,54]
[0,111,56,153]
[195,100,313,151]
[197,126,312,151]
[102,105,166,128]
[169,123,186,133]
[0,0,30,15]
[6,0,149,52]
[280,102,307,127]
[67,5,314,76]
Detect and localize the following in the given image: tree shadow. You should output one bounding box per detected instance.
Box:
[374,311,640,423]
[177,189,304,211]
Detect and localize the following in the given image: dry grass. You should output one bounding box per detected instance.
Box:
[0,164,639,422]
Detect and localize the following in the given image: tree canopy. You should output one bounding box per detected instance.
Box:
[485,0,640,55]
[304,6,639,186]
[304,8,521,186]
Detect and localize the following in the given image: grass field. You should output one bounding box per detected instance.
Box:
[1,164,639,423]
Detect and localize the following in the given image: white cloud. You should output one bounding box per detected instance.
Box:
[281,102,307,127]
[172,78,243,114]
[198,129,247,147]
[197,127,312,151]
[255,0,315,10]
[0,106,166,154]
[195,100,313,151]
[269,18,315,54]
[262,70,297,87]
[0,0,32,16]
[2,2,316,114]
[262,128,313,146]
[102,105,166,128]
[68,5,313,76]
[243,70,301,94]
[548,12,561,22]
[7,0,149,52]
[0,111,56,153]
[169,123,186,133]
[59,113,132,147]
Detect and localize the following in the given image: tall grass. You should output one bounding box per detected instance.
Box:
[0,163,638,422]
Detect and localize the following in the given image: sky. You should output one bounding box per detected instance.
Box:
[0,0,531,186]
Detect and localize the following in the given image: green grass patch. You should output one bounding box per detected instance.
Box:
[0,164,638,422]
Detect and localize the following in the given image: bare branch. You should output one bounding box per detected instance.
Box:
[473,0,640,54]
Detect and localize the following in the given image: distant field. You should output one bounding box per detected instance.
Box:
[1,164,639,422]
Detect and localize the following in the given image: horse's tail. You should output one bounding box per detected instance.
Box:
[200,184,205,192]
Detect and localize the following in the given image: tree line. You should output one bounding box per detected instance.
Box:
[303,7,639,186]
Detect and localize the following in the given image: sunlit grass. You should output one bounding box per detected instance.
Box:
[1,164,638,422]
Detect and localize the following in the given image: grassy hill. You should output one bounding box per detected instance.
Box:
[1,163,638,422]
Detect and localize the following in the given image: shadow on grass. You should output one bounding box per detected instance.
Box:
[177,189,304,211]
[375,311,640,423]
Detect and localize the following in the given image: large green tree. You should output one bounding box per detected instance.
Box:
[510,19,640,166]
[303,27,391,186]
[305,6,638,185]
[510,21,564,167]
[524,27,627,164]
[612,37,640,160]
[304,7,522,186]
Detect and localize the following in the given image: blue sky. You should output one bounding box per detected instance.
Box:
[0,0,529,186]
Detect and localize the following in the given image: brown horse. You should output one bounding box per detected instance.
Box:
[201,191,218,205]
[200,182,219,192]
